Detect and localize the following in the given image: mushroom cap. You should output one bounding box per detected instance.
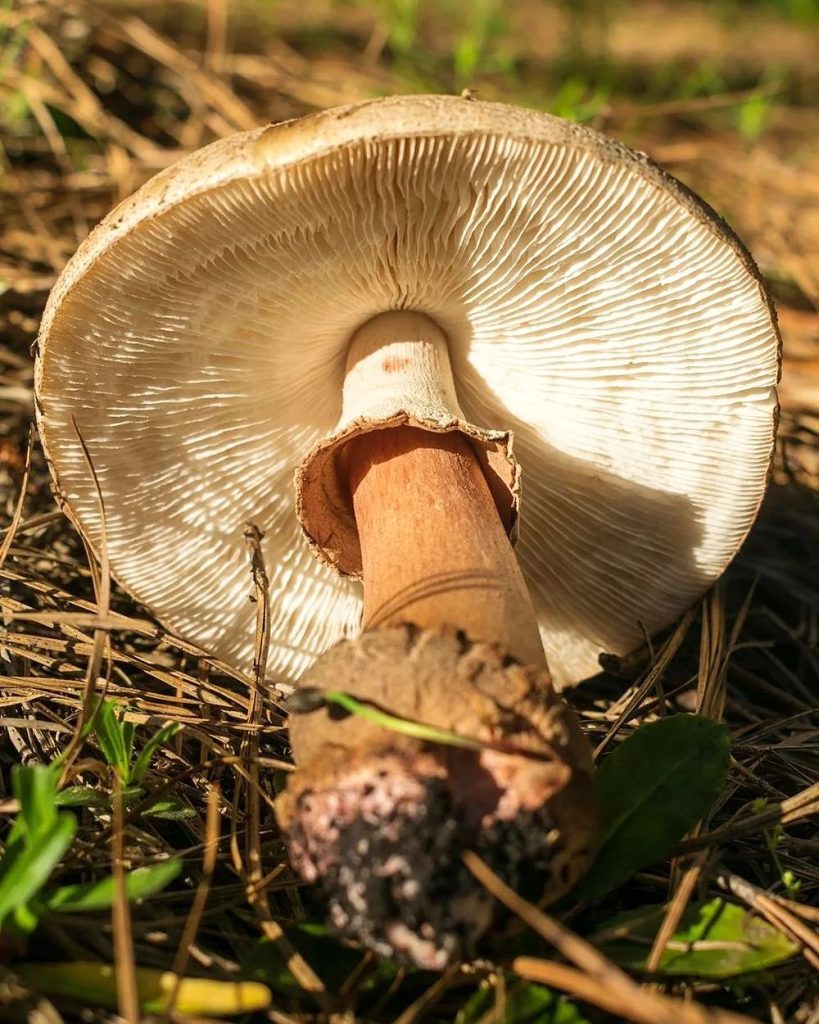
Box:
[36,94,780,690]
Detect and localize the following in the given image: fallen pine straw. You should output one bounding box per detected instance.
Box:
[677,780,819,851]
[232,522,330,1010]
[645,848,710,973]
[56,416,113,779]
[1,2,818,1021]
[463,850,760,1024]
[716,868,819,971]
[512,959,759,1024]
[0,427,32,570]
[165,782,222,1014]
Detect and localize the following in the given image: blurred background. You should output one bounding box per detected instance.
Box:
[1,0,818,486]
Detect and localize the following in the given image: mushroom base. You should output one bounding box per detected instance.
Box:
[276,625,598,968]
[285,746,570,969]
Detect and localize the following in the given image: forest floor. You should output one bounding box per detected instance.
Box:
[1,1,818,1022]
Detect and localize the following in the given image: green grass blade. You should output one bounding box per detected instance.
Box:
[130,722,182,786]
[15,962,271,1016]
[0,814,76,932]
[597,898,797,978]
[11,763,60,841]
[322,690,485,750]
[42,858,182,914]
[92,699,133,779]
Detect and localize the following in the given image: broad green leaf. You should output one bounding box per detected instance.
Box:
[457,977,590,1024]
[0,814,76,932]
[141,797,197,820]
[597,898,797,979]
[55,786,107,808]
[15,962,270,1016]
[130,722,182,785]
[42,858,181,913]
[572,715,730,901]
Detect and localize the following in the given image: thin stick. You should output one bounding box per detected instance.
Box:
[676,780,819,851]
[0,424,33,569]
[166,783,222,1014]
[390,963,463,1024]
[464,850,637,980]
[57,418,111,781]
[646,850,708,973]
[240,524,330,1008]
[513,958,759,1024]
[716,868,819,969]
[463,851,757,1024]
[595,608,695,758]
[205,0,228,76]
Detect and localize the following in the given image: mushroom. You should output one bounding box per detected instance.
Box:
[35,95,780,967]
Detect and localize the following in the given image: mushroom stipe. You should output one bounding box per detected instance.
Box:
[35,95,779,967]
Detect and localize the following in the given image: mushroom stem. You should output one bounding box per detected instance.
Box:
[347,425,546,667]
[280,310,598,969]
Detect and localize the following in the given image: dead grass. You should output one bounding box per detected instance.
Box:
[1,1,818,1021]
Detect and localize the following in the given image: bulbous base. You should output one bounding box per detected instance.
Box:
[276,625,597,968]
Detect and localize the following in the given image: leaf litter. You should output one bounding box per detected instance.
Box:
[1,1,818,1021]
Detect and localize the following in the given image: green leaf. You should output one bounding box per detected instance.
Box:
[12,901,40,935]
[0,814,76,933]
[15,962,270,1016]
[92,700,134,779]
[41,858,181,913]
[0,765,78,934]
[457,977,590,1024]
[597,898,797,978]
[55,785,108,808]
[141,797,197,821]
[316,690,486,751]
[11,763,60,843]
[572,715,730,901]
[130,721,182,785]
